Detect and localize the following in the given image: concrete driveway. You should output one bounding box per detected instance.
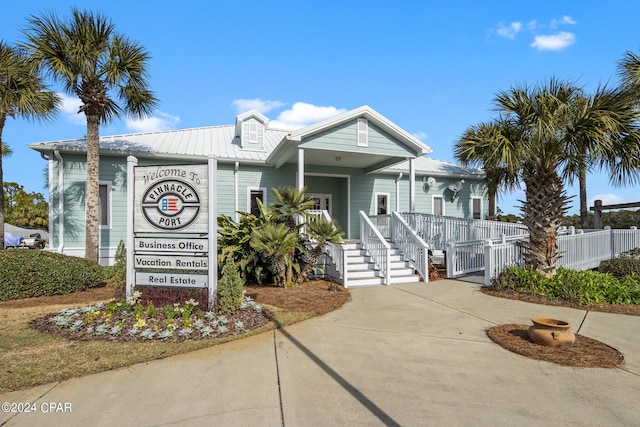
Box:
[2,279,639,426]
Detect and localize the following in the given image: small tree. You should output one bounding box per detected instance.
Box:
[217,256,244,315]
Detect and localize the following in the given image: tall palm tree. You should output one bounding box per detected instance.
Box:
[561,85,640,229]
[1,143,13,156]
[455,120,522,218]
[0,40,59,250]
[456,78,577,276]
[22,8,157,262]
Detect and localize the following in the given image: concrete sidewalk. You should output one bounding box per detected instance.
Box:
[2,280,639,426]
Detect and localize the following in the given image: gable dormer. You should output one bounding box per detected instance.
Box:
[235,110,269,151]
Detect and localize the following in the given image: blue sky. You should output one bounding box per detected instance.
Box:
[1,0,639,215]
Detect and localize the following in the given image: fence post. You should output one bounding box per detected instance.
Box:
[446,241,455,278]
[593,199,602,229]
[484,239,493,286]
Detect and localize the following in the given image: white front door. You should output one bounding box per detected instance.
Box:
[309,193,332,217]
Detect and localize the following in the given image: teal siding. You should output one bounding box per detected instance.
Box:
[301,120,416,157]
[54,153,488,251]
[98,157,128,249]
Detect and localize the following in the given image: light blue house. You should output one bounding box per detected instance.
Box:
[30,105,487,275]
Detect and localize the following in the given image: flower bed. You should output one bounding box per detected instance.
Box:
[32,291,271,342]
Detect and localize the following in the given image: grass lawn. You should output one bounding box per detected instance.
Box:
[1,281,348,392]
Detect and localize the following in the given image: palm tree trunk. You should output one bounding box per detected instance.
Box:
[0,114,5,250]
[579,166,588,229]
[487,184,497,220]
[84,114,100,263]
[521,165,570,277]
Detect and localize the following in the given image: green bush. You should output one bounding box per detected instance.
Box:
[599,257,640,278]
[0,250,106,300]
[217,257,244,315]
[491,266,640,305]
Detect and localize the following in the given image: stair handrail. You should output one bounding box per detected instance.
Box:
[359,210,391,284]
[391,212,430,282]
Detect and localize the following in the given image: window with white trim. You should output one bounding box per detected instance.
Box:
[471,197,482,220]
[357,118,368,147]
[248,187,266,216]
[99,182,111,228]
[375,192,390,215]
[432,195,445,216]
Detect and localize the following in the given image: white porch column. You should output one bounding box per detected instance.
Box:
[297,148,305,191]
[409,158,416,212]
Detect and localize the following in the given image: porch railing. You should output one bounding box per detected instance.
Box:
[391,212,430,281]
[303,210,348,286]
[400,212,528,252]
[325,240,348,288]
[369,214,392,240]
[360,210,391,284]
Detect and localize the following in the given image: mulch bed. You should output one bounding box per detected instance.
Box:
[486,324,625,368]
[245,279,351,315]
[482,288,640,316]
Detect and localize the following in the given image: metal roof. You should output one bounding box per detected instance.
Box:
[29,125,290,163]
[28,106,479,176]
[381,156,485,178]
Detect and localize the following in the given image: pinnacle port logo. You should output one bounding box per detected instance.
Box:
[141,179,201,230]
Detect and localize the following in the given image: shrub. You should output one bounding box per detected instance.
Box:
[108,240,127,283]
[0,250,106,300]
[491,266,640,305]
[217,257,244,315]
[599,257,640,278]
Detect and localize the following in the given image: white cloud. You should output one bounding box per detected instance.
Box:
[551,15,576,28]
[413,131,428,141]
[58,92,85,125]
[530,31,576,51]
[269,102,347,130]
[496,21,522,39]
[125,112,181,132]
[232,98,285,114]
[589,193,627,207]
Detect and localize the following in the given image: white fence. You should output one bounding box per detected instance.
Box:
[482,227,640,286]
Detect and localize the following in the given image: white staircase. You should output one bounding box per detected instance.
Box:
[344,241,422,287]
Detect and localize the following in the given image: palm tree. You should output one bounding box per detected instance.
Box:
[271,186,316,232]
[1,143,12,156]
[22,8,158,262]
[250,222,299,287]
[0,40,59,249]
[455,120,522,219]
[560,85,640,229]
[456,78,577,276]
[299,217,344,282]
